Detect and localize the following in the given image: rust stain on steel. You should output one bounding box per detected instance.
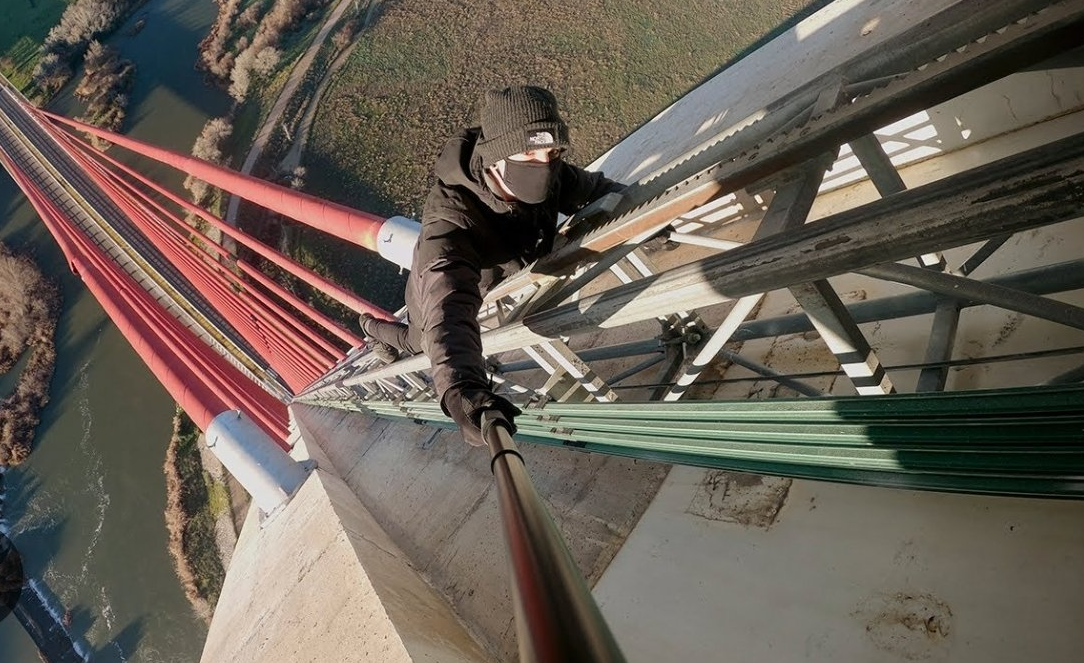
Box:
[814,235,853,251]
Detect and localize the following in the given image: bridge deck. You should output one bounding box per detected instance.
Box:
[0,80,284,398]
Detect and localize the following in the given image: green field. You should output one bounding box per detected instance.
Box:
[298,0,819,310]
[0,0,70,53]
[0,0,71,88]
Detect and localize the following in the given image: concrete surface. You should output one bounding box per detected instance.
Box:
[289,403,668,661]
[594,468,1084,663]
[199,433,490,663]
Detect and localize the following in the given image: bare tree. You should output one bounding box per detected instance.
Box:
[33,0,138,94]
[237,2,265,29]
[251,46,281,76]
[73,42,134,140]
[0,245,59,468]
[225,0,330,102]
[198,0,244,79]
[184,117,234,206]
[31,52,73,95]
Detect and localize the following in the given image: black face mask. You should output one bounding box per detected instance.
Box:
[501,159,557,204]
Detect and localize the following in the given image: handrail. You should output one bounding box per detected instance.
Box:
[481,411,627,663]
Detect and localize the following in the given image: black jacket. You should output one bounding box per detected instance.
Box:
[406,127,620,401]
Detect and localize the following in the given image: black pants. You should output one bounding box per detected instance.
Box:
[366,317,422,355]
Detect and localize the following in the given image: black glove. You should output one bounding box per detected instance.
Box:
[441,385,522,447]
[604,181,629,195]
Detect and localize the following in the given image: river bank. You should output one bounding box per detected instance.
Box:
[0,243,59,469]
[163,411,242,624]
[0,1,227,660]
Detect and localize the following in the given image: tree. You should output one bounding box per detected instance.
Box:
[251,46,281,76]
[72,42,134,140]
[198,0,244,80]
[33,0,139,96]
[184,117,234,206]
[32,53,73,95]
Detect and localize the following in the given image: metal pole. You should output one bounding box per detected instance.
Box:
[496,339,664,373]
[717,348,825,397]
[481,412,627,663]
[857,262,1084,331]
[665,232,744,251]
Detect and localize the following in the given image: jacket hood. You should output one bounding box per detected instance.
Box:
[433,127,515,216]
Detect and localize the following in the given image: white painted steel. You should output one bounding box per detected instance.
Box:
[205,410,311,515]
[665,294,764,401]
[375,215,421,270]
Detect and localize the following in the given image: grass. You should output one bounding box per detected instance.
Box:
[298,0,814,310]
[0,0,70,55]
[0,0,70,91]
[206,474,231,518]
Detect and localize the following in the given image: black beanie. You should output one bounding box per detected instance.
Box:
[476,85,570,166]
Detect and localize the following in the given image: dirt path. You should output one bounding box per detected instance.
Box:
[276,38,350,173]
[224,0,361,226]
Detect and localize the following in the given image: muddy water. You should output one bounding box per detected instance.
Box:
[0,0,230,660]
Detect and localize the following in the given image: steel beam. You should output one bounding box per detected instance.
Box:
[858,262,1084,331]
[608,345,1084,392]
[850,133,945,270]
[612,248,704,331]
[538,341,620,403]
[487,371,534,398]
[533,240,642,311]
[664,295,764,401]
[665,232,743,252]
[609,354,667,386]
[957,234,1012,276]
[791,281,895,395]
[538,365,583,403]
[496,339,664,373]
[732,259,1084,343]
[329,133,1084,393]
[664,127,843,401]
[610,247,708,400]
[502,279,564,325]
[525,341,619,403]
[851,131,955,391]
[915,301,963,393]
[660,157,818,400]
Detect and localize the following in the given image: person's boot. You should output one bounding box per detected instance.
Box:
[358,313,400,364]
[367,339,400,364]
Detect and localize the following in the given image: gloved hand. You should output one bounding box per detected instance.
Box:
[441,385,523,447]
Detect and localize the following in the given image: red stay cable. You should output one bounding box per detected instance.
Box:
[66,140,325,389]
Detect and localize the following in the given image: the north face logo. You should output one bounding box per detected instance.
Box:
[527,130,555,146]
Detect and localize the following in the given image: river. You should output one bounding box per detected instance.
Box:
[0,0,230,660]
